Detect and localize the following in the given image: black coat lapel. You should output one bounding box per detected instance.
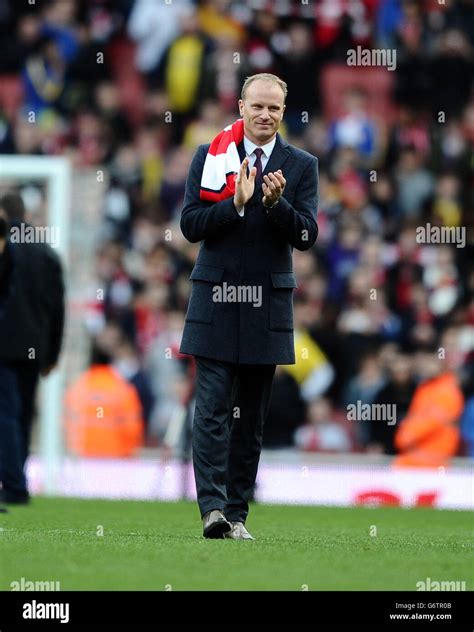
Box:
[262,133,290,177]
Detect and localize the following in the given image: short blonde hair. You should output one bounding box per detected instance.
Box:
[241,73,288,102]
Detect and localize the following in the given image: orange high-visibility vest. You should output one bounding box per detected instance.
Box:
[394,372,463,468]
[65,365,144,457]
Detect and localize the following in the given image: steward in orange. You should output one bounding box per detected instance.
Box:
[65,365,144,457]
[394,349,464,468]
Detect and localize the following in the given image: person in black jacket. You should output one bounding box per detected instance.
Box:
[0,192,65,505]
[367,353,417,455]
[0,214,10,513]
[0,214,11,315]
[179,74,318,539]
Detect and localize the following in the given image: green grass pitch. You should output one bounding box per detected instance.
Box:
[0,498,472,591]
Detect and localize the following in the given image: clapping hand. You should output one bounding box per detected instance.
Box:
[234,158,257,207]
[262,170,286,207]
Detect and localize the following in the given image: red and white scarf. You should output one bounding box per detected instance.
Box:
[200,118,244,202]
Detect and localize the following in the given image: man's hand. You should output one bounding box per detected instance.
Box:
[234,158,256,207]
[262,170,286,208]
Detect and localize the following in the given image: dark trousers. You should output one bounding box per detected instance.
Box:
[0,361,40,499]
[193,356,276,523]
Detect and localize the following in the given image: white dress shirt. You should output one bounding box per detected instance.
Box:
[235,135,276,216]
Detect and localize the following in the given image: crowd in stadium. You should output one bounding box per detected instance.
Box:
[0,0,472,462]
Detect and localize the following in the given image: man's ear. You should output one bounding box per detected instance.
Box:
[238,99,244,116]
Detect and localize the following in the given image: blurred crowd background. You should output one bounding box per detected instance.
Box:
[0,0,472,462]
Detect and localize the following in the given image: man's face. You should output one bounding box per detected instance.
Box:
[238,80,285,145]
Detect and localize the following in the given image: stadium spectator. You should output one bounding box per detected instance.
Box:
[41,0,80,67]
[0,10,42,74]
[157,9,214,143]
[283,295,334,402]
[197,0,244,45]
[328,88,379,163]
[94,80,132,146]
[127,0,193,82]
[343,352,386,448]
[294,397,353,453]
[367,353,416,455]
[386,224,423,312]
[0,192,65,505]
[22,34,66,115]
[394,146,434,219]
[394,346,464,468]
[393,0,431,111]
[64,337,144,458]
[246,12,279,77]
[325,220,362,304]
[430,29,473,119]
[100,322,156,439]
[275,21,321,136]
[263,365,306,449]
[145,309,190,442]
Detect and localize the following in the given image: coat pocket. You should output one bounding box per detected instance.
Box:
[269,272,298,332]
[186,264,225,324]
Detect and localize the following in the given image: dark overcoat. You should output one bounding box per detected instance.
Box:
[179,133,318,365]
[0,223,65,370]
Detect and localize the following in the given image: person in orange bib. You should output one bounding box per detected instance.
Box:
[393,346,464,468]
[65,352,144,458]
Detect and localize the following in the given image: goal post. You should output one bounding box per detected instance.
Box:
[0,155,72,495]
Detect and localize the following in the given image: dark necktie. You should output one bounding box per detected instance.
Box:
[253,148,264,184]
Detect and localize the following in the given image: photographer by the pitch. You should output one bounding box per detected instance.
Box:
[0,193,65,506]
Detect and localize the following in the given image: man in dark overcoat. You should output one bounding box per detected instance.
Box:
[180,73,318,539]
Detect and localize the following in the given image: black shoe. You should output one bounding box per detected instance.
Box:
[0,490,30,505]
[202,509,232,539]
